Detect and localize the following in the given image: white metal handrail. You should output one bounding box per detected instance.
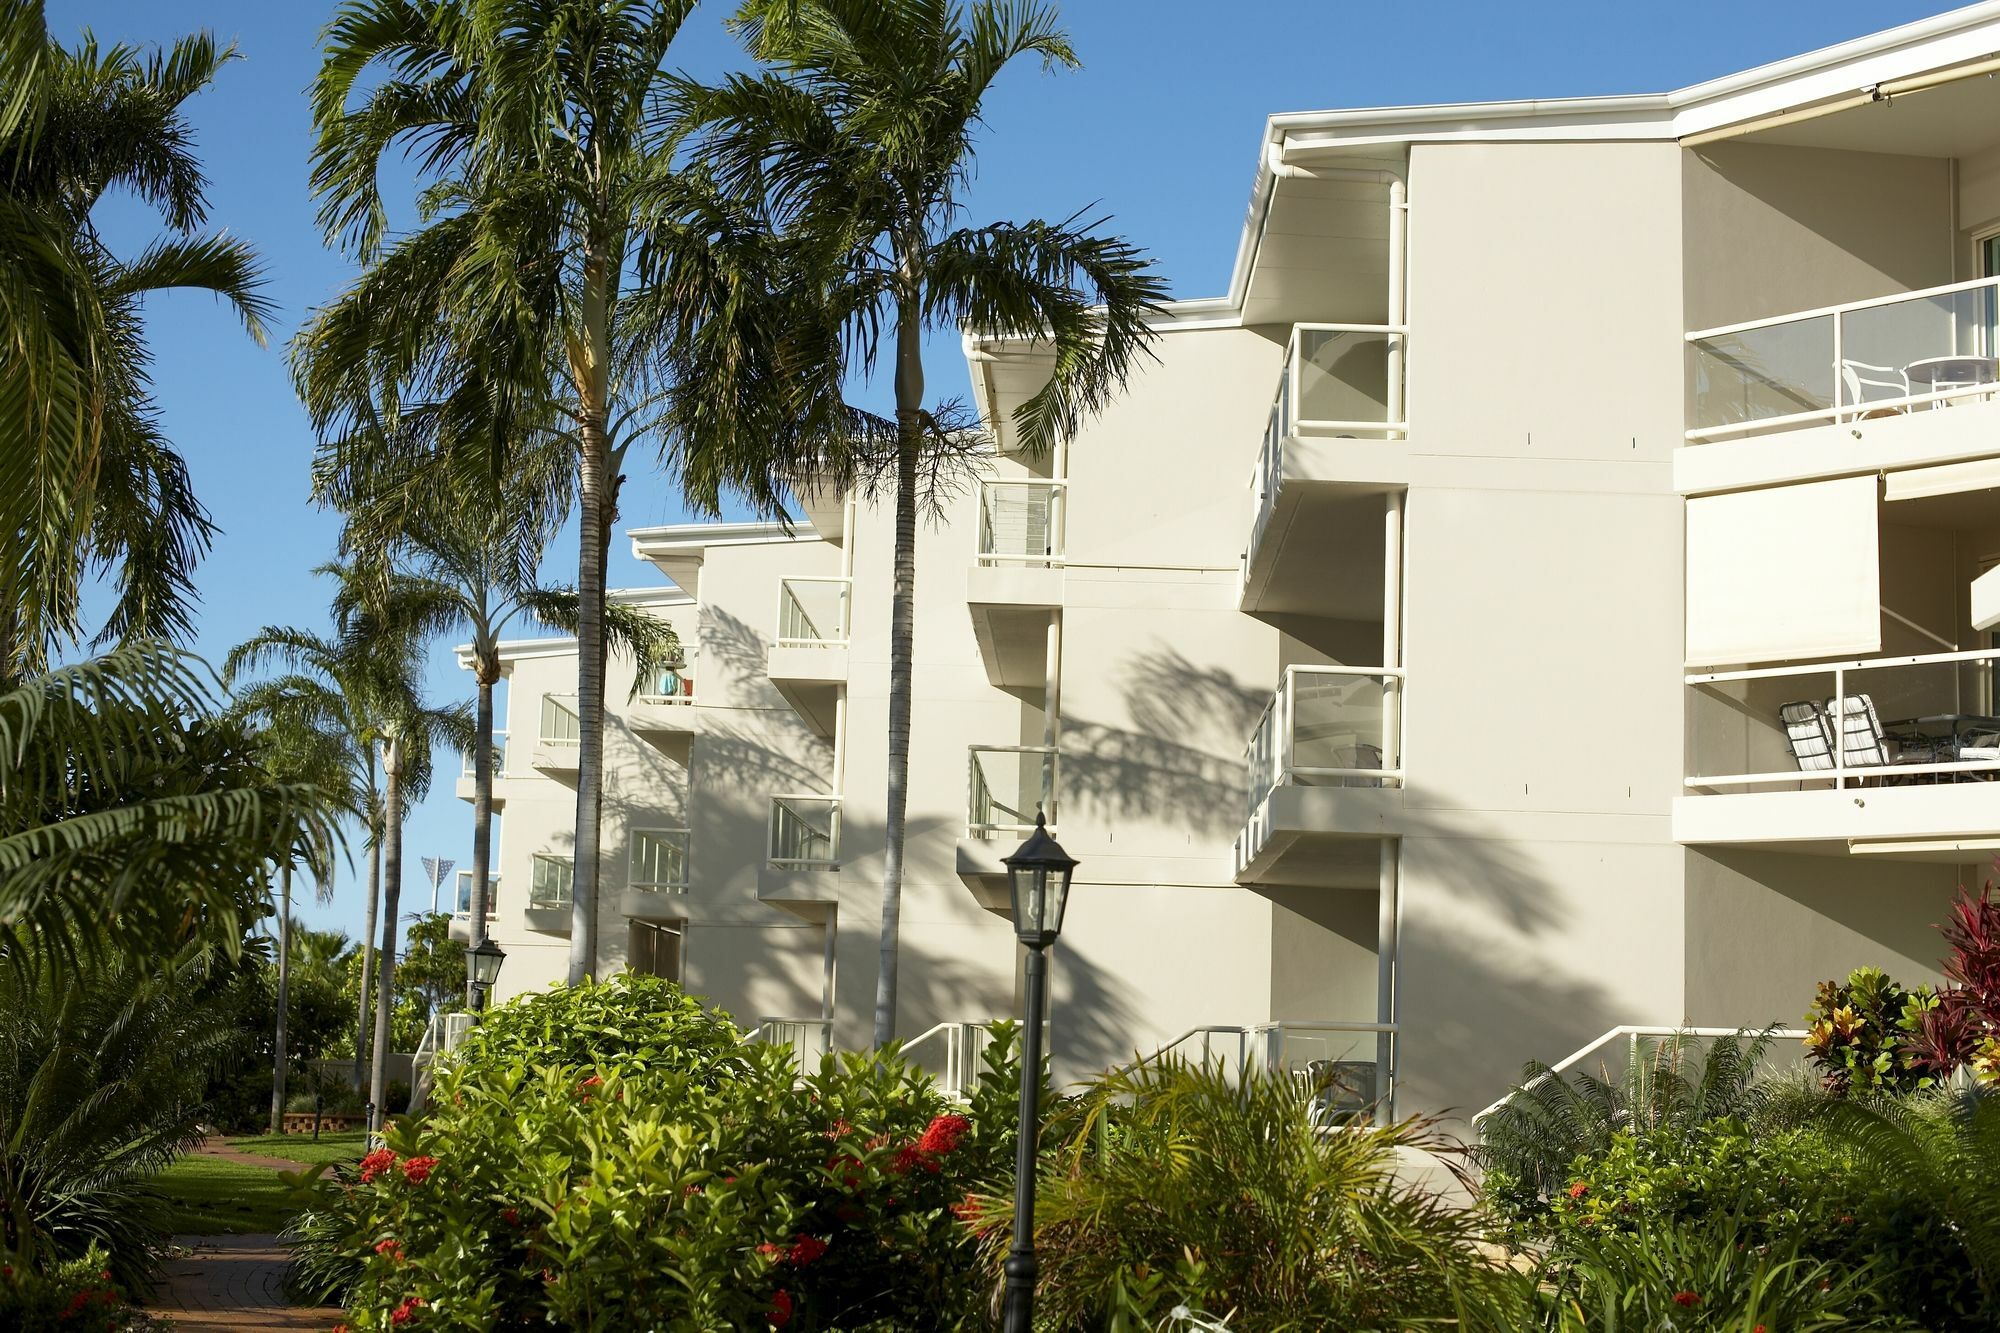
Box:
[977,477,1066,567]
[748,1016,833,1077]
[900,1021,997,1100]
[776,576,852,647]
[461,731,508,778]
[768,793,841,867]
[1124,1019,1400,1124]
[1244,665,1406,815]
[1686,273,2000,442]
[528,854,573,910]
[968,744,1057,837]
[1472,1025,1810,1130]
[1685,646,2000,791]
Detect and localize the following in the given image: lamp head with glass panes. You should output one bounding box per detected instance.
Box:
[1002,810,1077,951]
[466,937,507,990]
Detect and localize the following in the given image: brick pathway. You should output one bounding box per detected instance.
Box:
[153,1234,343,1330]
[189,1136,312,1172]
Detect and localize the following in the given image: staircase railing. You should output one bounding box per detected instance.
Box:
[1470,1024,1811,1131]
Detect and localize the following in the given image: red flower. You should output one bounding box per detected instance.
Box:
[789,1234,828,1265]
[1566,1181,1588,1200]
[502,1207,521,1226]
[824,1119,853,1139]
[1838,1214,1855,1225]
[890,1144,941,1176]
[917,1114,970,1156]
[1672,1291,1701,1308]
[401,1156,439,1185]
[834,1203,862,1223]
[757,1243,785,1259]
[769,1289,793,1327]
[578,1074,603,1090]
[825,1155,864,1189]
[373,1238,404,1262]
[390,1295,425,1325]
[359,1148,397,1184]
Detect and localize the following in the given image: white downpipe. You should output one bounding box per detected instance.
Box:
[832,690,848,796]
[839,494,856,579]
[1381,491,1404,778]
[1042,611,1063,816]
[821,911,837,1029]
[1375,840,1399,1126]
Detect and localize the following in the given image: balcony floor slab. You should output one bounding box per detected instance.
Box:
[1674,782,2000,854]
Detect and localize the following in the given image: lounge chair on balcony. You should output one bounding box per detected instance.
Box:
[1780,700,1834,775]
[1826,694,1939,782]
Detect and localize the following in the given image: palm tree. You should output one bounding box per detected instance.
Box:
[677,0,1168,1043]
[0,2,269,679]
[300,0,742,986]
[0,642,335,965]
[319,430,679,968]
[231,678,368,1135]
[228,568,469,1129]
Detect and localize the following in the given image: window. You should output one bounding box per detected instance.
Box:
[539,695,580,745]
[529,854,574,909]
[454,870,499,919]
[629,829,689,892]
[629,922,681,981]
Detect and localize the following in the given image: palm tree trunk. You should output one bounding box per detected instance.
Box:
[269,861,292,1137]
[567,253,615,987]
[873,291,925,1048]
[369,736,404,1131]
[353,765,380,1094]
[470,671,496,979]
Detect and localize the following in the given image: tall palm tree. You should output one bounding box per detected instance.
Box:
[300,0,749,986]
[0,2,269,679]
[323,431,680,969]
[677,0,1167,1044]
[231,676,367,1134]
[228,568,469,1129]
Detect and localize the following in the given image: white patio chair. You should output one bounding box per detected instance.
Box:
[1826,694,1937,783]
[1840,360,1908,417]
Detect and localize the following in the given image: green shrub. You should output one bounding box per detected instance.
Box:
[985,1058,1529,1331]
[445,972,745,1089]
[1535,1215,1915,1331]
[0,1245,171,1332]
[1805,966,1937,1097]
[296,978,1020,1330]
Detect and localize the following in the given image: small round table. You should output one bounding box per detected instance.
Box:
[1905,356,1998,399]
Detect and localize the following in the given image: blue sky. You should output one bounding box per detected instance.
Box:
[58,0,1958,947]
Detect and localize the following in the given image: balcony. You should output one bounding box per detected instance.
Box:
[955,745,1057,907]
[1234,666,1404,885]
[1241,324,1407,615]
[455,732,508,804]
[630,666,700,763]
[1678,648,2000,858]
[767,794,840,868]
[527,854,574,917]
[531,696,581,777]
[623,828,689,920]
[968,479,1064,688]
[1682,276,2000,493]
[446,872,498,943]
[767,577,849,737]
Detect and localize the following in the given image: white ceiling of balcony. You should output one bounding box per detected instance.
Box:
[1745,70,2000,159]
[1243,153,1402,329]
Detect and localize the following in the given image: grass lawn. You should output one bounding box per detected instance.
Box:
[148,1132,369,1235]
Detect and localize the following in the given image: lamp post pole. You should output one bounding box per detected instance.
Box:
[1001,942,1048,1332]
[998,810,1076,1333]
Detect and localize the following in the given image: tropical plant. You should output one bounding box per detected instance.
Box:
[1475,1028,1782,1214]
[678,0,1169,1043]
[982,1058,1525,1331]
[228,567,470,1128]
[0,1242,171,1332]
[0,941,241,1289]
[1534,1214,1915,1332]
[1907,884,2000,1085]
[0,642,331,963]
[290,977,1021,1329]
[302,0,734,986]
[320,431,681,954]
[0,1,269,678]
[1804,965,1938,1097]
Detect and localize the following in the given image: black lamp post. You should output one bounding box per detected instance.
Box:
[465,938,506,1014]
[1000,810,1077,1333]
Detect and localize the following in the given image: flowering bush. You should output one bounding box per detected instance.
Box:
[296,978,1022,1330]
[1803,966,1936,1096]
[0,1246,169,1332]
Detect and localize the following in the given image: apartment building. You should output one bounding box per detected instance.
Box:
[456,5,2000,1124]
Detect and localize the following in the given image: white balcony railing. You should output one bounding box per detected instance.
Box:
[977,478,1065,567]
[629,828,690,893]
[747,1016,832,1077]
[528,853,574,910]
[453,871,499,919]
[1472,1026,1811,1131]
[539,695,581,745]
[461,731,508,778]
[1687,275,2000,443]
[776,576,852,647]
[638,666,695,705]
[1248,323,1408,572]
[968,744,1057,838]
[1685,647,2000,792]
[1136,1019,1400,1125]
[1244,666,1405,816]
[768,794,841,867]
